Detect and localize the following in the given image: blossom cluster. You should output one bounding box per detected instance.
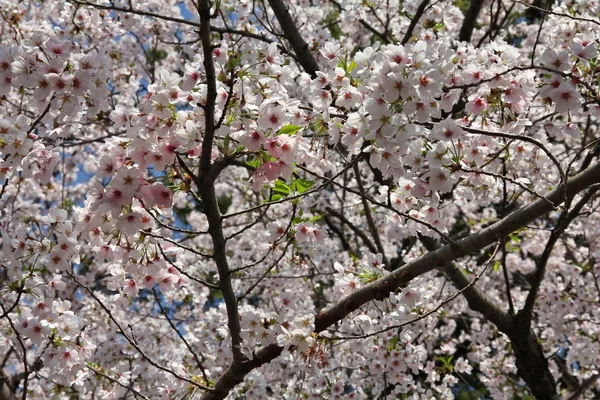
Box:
[0,0,599,399]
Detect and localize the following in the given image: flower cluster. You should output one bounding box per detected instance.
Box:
[0,0,600,399]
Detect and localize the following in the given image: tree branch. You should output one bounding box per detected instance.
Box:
[567,373,600,400]
[152,288,209,382]
[519,184,600,327]
[66,272,213,392]
[515,0,600,26]
[459,0,485,43]
[330,243,501,340]
[401,0,430,45]
[202,160,600,400]
[352,163,387,264]
[266,0,320,78]
[325,207,378,255]
[420,236,514,333]
[198,0,217,174]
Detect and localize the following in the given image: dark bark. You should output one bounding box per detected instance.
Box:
[267,0,320,78]
[203,161,600,400]
[509,315,558,400]
[401,0,430,45]
[459,0,485,43]
[424,239,559,400]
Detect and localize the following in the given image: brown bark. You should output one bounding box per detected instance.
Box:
[203,159,600,400]
[459,0,485,43]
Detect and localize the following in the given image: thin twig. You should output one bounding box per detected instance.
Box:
[88,365,150,400]
[515,0,600,26]
[152,288,210,381]
[66,272,213,392]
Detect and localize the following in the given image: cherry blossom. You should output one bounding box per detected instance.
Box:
[0,1,600,400]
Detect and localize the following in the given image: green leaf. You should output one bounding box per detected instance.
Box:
[182,293,193,304]
[492,260,501,272]
[454,0,470,12]
[291,178,315,194]
[8,280,22,292]
[270,180,290,201]
[232,145,245,156]
[246,158,262,169]
[278,124,303,135]
[223,135,230,155]
[347,60,357,73]
[386,336,399,351]
[506,232,521,252]
[217,195,232,214]
[147,48,168,63]
[322,10,342,40]
[358,268,381,284]
[437,355,454,373]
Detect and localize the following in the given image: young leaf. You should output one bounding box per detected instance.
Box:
[291,178,315,194]
[278,125,303,135]
[270,180,290,201]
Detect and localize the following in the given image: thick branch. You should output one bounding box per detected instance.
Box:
[198,183,244,364]
[204,161,600,400]
[201,344,283,400]
[519,184,600,327]
[401,0,430,45]
[507,319,558,400]
[331,244,501,340]
[198,0,217,174]
[567,373,600,400]
[0,375,17,400]
[459,0,485,43]
[266,0,320,78]
[192,4,243,363]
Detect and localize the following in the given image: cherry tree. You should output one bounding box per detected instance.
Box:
[1,0,600,399]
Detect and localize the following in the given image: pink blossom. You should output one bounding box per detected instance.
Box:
[258,103,287,131]
[549,83,583,113]
[465,96,488,115]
